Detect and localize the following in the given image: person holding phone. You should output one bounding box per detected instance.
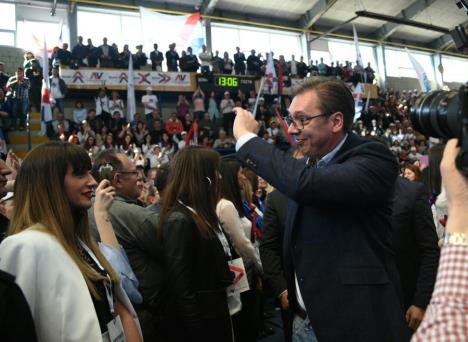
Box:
[0,142,142,341]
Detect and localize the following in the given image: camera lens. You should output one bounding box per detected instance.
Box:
[410,90,461,139]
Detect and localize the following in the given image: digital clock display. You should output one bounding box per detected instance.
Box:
[215,76,239,87]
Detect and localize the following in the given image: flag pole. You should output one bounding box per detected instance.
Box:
[253,77,266,118]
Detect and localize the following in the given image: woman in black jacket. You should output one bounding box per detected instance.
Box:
[160,147,234,342]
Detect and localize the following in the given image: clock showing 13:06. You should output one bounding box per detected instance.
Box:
[215,76,239,87]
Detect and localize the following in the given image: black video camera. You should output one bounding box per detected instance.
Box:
[410,85,468,175]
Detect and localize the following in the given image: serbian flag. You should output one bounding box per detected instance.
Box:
[277,63,284,97]
[265,52,277,95]
[353,83,364,122]
[185,120,199,146]
[41,39,52,133]
[139,7,204,54]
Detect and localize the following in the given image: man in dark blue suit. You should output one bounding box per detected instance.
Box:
[233,78,409,341]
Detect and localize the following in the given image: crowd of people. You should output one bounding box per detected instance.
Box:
[0,37,466,342]
[18,37,377,82]
[0,37,379,138]
[0,75,466,342]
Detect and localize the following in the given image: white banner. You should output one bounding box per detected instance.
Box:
[61,68,192,89]
[406,48,432,93]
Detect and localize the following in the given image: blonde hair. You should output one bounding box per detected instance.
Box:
[10,142,118,299]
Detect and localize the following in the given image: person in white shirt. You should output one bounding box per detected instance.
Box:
[95,88,110,125]
[148,144,169,168]
[49,67,67,114]
[216,159,263,341]
[141,87,158,121]
[289,55,298,77]
[172,131,187,150]
[198,45,212,74]
[220,91,235,135]
[109,91,125,117]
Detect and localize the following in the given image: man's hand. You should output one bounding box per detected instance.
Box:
[0,159,12,193]
[233,107,259,140]
[440,139,468,234]
[279,290,289,311]
[5,151,20,181]
[406,305,425,330]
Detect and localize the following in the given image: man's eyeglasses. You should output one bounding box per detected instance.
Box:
[285,113,327,130]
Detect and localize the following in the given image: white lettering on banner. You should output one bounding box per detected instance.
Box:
[61,69,192,89]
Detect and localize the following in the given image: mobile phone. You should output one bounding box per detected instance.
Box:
[99,164,113,181]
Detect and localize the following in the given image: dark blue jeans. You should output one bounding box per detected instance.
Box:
[52,98,65,114]
[10,98,29,129]
[292,315,318,342]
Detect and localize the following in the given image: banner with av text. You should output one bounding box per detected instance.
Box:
[60,69,194,91]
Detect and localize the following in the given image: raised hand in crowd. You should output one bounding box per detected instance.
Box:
[413,139,468,341]
[5,150,21,181]
[440,139,468,233]
[94,179,118,247]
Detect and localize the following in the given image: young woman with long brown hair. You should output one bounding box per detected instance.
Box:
[0,142,142,341]
[160,146,234,342]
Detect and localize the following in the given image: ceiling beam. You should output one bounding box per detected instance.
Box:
[299,0,337,30]
[210,9,299,31]
[372,0,438,40]
[201,0,219,15]
[430,20,468,50]
[358,10,450,34]
[431,33,456,50]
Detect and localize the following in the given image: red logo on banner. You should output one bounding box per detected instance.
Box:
[90,72,103,80]
[157,73,171,84]
[119,72,128,83]
[72,71,84,83]
[175,74,186,82]
[138,73,151,84]
[229,265,245,285]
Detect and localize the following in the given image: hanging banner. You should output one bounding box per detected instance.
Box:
[139,7,204,54]
[60,68,195,91]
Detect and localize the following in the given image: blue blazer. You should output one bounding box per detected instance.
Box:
[237,133,410,341]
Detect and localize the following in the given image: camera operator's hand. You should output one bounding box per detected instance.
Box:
[94,179,116,215]
[441,139,468,234]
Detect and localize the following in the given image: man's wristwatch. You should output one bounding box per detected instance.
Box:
[444,232,468,246]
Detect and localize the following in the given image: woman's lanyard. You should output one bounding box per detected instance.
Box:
[79,240,115,316]
[177,200,232,260]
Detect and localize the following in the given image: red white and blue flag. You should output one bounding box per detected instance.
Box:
[265,52,277,95]
[185,120,199,146]
[353,83,364,121]
[139,7,204,54]
[41,39,52,132]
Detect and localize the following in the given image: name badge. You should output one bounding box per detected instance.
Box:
[227,257,250,296]
[107,315,126,342]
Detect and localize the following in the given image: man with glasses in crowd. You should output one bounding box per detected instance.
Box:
[88,149,165,341]
[233,78,409,341]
